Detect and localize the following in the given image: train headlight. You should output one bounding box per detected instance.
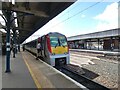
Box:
[51,53,55,55]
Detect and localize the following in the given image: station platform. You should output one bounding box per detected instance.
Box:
[1,50,87,89]
[2,52,37,89]
[70,49,120,56]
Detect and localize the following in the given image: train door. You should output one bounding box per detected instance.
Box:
[41,36,45,57]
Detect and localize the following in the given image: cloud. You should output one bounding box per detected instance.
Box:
[94,2,118,31]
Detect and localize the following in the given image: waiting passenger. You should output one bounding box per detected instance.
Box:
[23,45,25,51]
[36,42,41,60]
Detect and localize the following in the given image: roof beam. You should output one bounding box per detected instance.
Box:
[14,27,32,31]
[18,21,34,25]
[10,6,49,17]
[2,3,49,17]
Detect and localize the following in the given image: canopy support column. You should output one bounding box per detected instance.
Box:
[5,11,12,73]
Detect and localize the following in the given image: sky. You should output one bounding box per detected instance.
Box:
[25,0,119,43]
[0,0,119,43]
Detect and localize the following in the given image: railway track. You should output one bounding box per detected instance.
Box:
[26,49,112,89]
[56,65,110,90]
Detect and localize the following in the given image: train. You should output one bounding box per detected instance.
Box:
[25,32,70,67]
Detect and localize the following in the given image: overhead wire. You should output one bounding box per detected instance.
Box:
[55,0,84,20]
[68,0,104,19]
[43,0,104,33]
[29,0,105,40]
[56,0,101,20]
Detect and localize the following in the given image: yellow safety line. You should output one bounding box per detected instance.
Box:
[22,53,42,90]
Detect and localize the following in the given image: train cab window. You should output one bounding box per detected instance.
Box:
[50,37,59,47]
[59,37,67,46]
[50,36,67,47]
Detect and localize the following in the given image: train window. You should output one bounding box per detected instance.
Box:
[50,37,59,47]
[59,37,67,46]
[50,36,67,47]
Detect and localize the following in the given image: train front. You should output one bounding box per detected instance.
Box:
[47,33,70,67]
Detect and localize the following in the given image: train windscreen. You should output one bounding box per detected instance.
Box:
[50,36,67,47]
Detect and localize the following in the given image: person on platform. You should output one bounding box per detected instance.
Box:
[23,45,25,51]
[36,40,41,60]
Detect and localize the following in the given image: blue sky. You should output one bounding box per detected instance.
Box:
[25,0,118,43]
[0,0,119,43]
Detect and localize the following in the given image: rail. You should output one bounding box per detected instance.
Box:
[58,65,110,90]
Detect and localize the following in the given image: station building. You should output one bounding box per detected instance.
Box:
[67,28,120,52]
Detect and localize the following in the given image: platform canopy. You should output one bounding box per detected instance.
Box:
[1,2,74,44]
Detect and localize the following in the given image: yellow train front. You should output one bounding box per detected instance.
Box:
[25,32,70,67]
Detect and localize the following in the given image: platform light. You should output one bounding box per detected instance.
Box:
[51,53,55,55]
[16,30,19,34]
[10,29,13,34]
[11,34,13,37]
[13,12,18,27]
[11,0,15,4]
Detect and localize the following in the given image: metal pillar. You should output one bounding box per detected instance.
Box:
[13,30,16,58]
[98,39,100,50]
[89,39,91,50]
[18,36,20,52]
[13,30,17,54]
[5,11,11,73]
[111,37,113,51]
[18,44,20,52]
[15,33,17,54]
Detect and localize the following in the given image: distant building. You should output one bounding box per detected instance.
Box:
[67,28,120,51]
